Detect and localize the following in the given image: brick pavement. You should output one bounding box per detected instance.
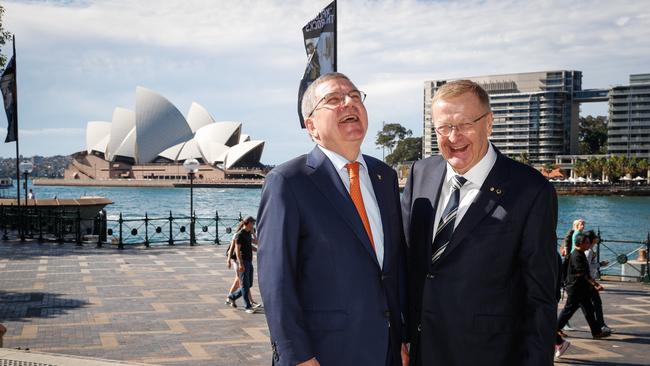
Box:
[0,240,649,365]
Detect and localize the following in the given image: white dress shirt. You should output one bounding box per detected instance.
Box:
[432,143,497,239]
[318,145,385,268]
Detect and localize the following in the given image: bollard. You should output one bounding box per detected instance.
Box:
[38,208,43,241]
[190,210,196,246]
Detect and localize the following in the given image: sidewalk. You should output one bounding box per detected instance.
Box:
[1,240,649,365]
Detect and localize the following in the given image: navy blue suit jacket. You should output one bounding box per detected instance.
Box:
[257,146,406,366]
[401,150,558,366]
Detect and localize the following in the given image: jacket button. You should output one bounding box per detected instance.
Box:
[417,324,422,332]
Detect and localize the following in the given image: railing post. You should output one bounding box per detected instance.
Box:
[118,212,124,250]
[214,210,219,244]
[190,210,195,246]
[38,208,43,241]
[168,210,174,246]
[76,208,82,246]
[1,205,7,241]
[144,212,150,248]
[596,228,601,279]
[56,208,64,243]
[96,212,103,248]
[641,231,650,283]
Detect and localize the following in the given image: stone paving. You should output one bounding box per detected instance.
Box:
[0,240,649,365]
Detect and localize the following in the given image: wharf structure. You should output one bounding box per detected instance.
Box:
[423,70,614,164]
[63,87,266,183]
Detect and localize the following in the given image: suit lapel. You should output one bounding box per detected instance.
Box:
[306,147,380,267]
[438,152,510,262]
[421,159,446,261]
[365,156,390,270]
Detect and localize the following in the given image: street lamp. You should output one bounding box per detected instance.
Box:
[18,161,33,241]
[182,158,199,246]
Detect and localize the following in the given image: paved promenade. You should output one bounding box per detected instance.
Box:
[1,240,649,365]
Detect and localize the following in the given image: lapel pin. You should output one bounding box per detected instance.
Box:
[489,187,495,192]
[496,188,502,195]
[377,174,382,181]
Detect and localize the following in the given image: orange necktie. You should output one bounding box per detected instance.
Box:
[346,162,375,251]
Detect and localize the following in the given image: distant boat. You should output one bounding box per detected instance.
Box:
[0,177,13,188]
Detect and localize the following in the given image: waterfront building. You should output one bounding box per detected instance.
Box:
[424,71,608,164]
[608,74,650,159]
[67,87,265,181]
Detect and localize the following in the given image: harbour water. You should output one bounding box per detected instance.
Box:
[25,184,650,243]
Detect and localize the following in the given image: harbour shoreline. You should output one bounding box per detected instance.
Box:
[33,178,650,195]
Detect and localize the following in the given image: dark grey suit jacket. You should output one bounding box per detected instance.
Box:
[401,149,558,366]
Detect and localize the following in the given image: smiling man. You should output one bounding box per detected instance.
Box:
[401,80,558,365]
[257,72,408,366]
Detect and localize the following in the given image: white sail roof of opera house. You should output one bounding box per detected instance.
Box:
[186,102,216,133]
[81,87,265,168]
[135,86,194,164]
[86,121,111,155]
[223,140,265,169]
[106,107,135,161]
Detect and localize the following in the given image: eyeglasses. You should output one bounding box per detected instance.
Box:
[307,90,367,117]
[434,111,490,137]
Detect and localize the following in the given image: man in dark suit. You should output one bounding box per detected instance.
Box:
[257,72,407,366]
[401,80,558,366]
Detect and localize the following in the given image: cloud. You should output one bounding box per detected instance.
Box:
[1,0,649,162]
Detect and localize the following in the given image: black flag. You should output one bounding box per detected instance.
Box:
[1,53,17,143]
[297,0,336,128]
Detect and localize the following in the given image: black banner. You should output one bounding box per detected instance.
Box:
[1,54,17,143]
[298,0,336,128]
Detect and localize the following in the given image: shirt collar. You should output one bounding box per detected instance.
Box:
[445,142,497,187]
[317,145,367,171]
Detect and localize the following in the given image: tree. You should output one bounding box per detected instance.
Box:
[578,115,608,154]
[376,123,412,156]
[385,137,422,167]
[0,5,13,68]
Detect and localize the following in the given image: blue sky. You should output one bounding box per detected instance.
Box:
[1,0,649,164]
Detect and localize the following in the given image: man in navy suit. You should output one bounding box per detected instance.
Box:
[257,72,407,366]
[401,80,558,366]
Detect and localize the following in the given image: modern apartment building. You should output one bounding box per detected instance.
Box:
[424,71,594,164]
[608,74,650,158]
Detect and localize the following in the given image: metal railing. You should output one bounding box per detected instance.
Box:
[558,230,650,283]
[0,205,243,249]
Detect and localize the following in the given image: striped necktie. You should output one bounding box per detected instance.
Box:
[431,175,467,264]
[346,162,375,251]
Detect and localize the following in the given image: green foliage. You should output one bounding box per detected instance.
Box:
[375,123,412,153]
[578,115,608,154]
[385,137,422,166]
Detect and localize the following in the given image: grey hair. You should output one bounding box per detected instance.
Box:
[301,72,357,121]
[432,79,491,110]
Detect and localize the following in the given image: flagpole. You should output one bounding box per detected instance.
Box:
[333,0,337,72]
[12,36,20,209]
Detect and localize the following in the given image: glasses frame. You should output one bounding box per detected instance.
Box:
[307,90,367,118]
[434,111,490,137]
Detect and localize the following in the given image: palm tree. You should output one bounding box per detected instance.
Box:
[572,159,588,178]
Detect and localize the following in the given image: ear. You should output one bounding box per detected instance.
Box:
[486,112,494,136]
[305,117,319,140]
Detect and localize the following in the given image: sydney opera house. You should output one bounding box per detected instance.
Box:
[65,87,266,182]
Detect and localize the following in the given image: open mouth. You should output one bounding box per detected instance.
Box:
[450,145,469,153]
[339,115,359,124]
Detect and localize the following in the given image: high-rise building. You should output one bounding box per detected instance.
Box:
[608,74,650,158]
[424,71,588,164]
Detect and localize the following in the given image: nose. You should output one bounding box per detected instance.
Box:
[448,127,462,140]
